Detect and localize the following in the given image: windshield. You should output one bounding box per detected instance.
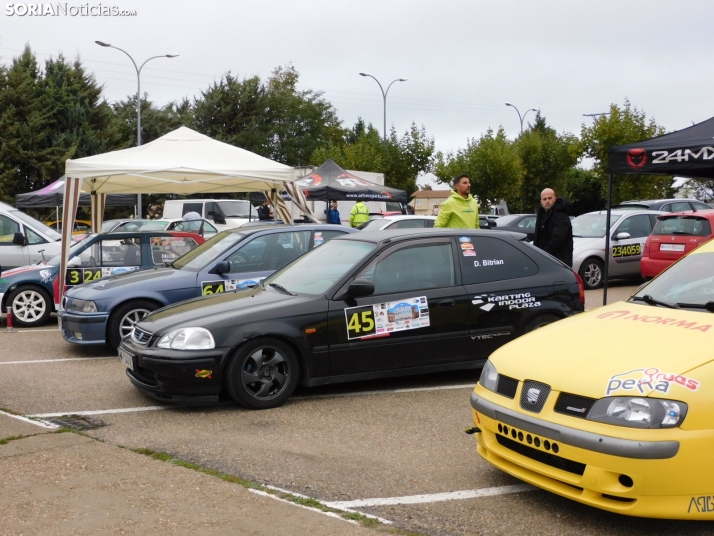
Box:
[47,235,95,266]
[495,215,521,226]
[653,216,711,237]
[11,210,62,241]
[112,220,154,232]
[218,201,258,219]
[633,252,714,309]
[172,230,246,271]
[359,219,388,231]
[264,239,377,295]
[571,213,622,238]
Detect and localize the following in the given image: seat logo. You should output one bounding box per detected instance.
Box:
[626,148,648,169]
[526,388,541,404]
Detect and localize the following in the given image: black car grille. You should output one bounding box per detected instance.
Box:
[496,375,519,399]
[131,327,152,346]
[520,380,551,413]
[496,433,585,476]
[554,393,597,419]
[128,365,157,387]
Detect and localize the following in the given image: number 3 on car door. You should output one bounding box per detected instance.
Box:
[345,305,376,339]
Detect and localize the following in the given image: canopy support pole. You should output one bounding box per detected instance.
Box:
[603,173,612,306]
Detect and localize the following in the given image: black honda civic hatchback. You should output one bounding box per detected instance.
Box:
[119,229,584,409]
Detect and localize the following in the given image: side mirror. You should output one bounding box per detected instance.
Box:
[13,232,26,246]
[615,232,631,241]
[210,260,231,275]
[346,278,374,298]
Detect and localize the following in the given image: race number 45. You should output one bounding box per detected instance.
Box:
[345,305,376,339]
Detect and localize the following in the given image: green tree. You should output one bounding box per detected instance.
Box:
[311,121,435,195]
[580,100,674,203]
[193,65,343,166]
[512,113,578,213]
[434,127,522,210]
[565,167,604,215]
[111,95,194,146]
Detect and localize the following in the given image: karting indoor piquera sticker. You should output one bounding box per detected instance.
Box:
[345,296,430,340]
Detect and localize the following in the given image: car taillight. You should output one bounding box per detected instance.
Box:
[574,271,585,305]
[643,237,651,257]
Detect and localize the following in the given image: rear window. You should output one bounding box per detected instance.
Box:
[653,216,712,237]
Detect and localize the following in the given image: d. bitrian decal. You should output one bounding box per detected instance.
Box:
[596,309,712,333]
[606,367,700,396]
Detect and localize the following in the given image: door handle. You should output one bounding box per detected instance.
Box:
[438,299,455,307]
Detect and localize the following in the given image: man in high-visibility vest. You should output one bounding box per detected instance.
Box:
[350,200,370,228]
[434,174,479,229]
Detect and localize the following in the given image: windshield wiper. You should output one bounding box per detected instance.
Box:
[269,283,295,296]
[676,301,714,312]
[632,294,679,309]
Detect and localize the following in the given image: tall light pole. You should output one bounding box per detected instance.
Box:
[95,41,178,217]
[359,72,407,142]
[505,102,539,133]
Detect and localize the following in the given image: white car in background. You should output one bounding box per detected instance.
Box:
[357,215,436,231]
[572,208,664,290]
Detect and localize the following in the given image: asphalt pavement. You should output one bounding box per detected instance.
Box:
[5,283,713,535]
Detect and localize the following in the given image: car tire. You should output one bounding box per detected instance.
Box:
[523,313,560,334]
[7,286,52,327]
[578,258,603,290]
[225,337,299,410]
[107,300,159,349]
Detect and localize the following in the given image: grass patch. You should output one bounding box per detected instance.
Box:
[129,447,427,533]
[0,434,25,445]
[0,407,21,415]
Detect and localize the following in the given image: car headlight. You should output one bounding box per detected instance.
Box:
[157,327,215,350]
[69,299,97,313]
[587,397,688,429]
[479,360,499,392]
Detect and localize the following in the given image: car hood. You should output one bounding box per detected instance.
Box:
[0,263,54,280]
[66,267,193,298]
[490,302,714,399]
[573,236,603,251]
[137,287,311,334]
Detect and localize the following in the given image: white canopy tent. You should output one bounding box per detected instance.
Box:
[59,126,316,302]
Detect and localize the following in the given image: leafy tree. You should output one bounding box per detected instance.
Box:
[580,100,674,203]
[310,121,435,196]
[512,113,578,213]
[565,168,604,215]
[111,95,194,146]
[434,127,522,210]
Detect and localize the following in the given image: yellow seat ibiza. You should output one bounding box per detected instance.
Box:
[471,238,714,519]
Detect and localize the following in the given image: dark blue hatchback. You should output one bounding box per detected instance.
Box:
[59,224,354,348]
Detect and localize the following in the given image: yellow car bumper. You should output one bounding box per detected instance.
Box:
[471,386,714,519]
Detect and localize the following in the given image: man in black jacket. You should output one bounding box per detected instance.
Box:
[533,188,573,267]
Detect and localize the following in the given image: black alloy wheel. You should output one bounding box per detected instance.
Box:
[225,337,299,410]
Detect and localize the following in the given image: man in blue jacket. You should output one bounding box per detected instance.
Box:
[325,201,341,224]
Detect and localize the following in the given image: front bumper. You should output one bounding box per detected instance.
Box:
[470,386,714,519]
[119,338,232,404]
[58,309,109,345]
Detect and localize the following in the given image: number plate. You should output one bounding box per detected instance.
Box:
[118,348,134,370]
[660,243,685,252]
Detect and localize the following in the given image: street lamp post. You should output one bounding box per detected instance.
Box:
[505,102,539,133]
[95,41,178,217]
[359,72,407,142]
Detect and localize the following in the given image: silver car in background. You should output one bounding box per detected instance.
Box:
[572,209,663,289]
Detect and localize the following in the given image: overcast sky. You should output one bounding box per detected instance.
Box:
[2,0,713,183]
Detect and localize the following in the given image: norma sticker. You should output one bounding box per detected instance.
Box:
[613,244,642,258]
[345,296,429,340]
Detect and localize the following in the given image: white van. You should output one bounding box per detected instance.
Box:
[162,199,259,232]
[0,201,63,271]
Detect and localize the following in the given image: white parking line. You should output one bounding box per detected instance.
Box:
[0,409,59,429]
[29,406,170,418]
[266,485,392,525]
[25,384,476,419]
[1,328,61,333]
[248,488,359,525]
[0,357,116,365]
[325,484,535,509]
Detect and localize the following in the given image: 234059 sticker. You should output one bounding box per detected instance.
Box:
[612,244,641,258]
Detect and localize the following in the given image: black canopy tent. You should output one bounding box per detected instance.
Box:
[605,116,714,304]
[16,177,137,208]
